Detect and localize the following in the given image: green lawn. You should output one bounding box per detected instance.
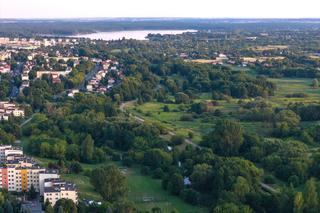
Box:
[126,77,320,141]
[35,157,207,212]
[268,78,320,106]
[127,167,207,213]
[129,102,206,142]
[62,174,102,201]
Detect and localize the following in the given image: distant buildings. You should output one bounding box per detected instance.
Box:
[0,51,11,61]
[0,37,80,49]
[36,67,72,84]
[85,60,122,93]
[0,102,25,121]
[0,62,11,74]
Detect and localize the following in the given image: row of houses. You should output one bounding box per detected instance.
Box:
[0,102,25,121]
[86,60,122,93]
[0,51,11,61]
[0,62,10,74]
[36,67,73,84]
[0,145,78,205]
[20,61,35,91]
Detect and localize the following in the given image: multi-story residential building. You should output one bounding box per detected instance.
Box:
[44,179,78,205]
[0,62,11,73]
[0,102,25,120]
[0,51,11,60]
[0,146,77,204]
[39,170,60,195]
[0,165,45,192]
[0,145,23,162]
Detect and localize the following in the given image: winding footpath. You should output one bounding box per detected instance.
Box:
[120,101,202,149]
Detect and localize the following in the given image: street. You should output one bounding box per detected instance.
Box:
[9,62,23,99]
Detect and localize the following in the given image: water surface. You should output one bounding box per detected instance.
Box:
[72,30,197,40]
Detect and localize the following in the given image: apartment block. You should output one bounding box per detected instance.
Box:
[44,179,78,206]
[0,145,77,205]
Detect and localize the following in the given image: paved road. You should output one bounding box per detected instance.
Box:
[9,62,23,99]
[78,64,101,91]
[260,182,279,194]
[20,113,36,128]
[52,63,101,99]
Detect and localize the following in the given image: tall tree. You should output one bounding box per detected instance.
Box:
[304,178,319,213]
[168,173,184,195]
[293,192,304,213]
[3,200,13,213]
[28,184,37,200]
[90,165,128,202]
[81,134,94,162]
[202,120,244,156]
[54,199,77,213]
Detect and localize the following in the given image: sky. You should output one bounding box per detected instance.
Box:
[0,0,319,19]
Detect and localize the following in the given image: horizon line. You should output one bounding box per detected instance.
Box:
[1,17,320,20]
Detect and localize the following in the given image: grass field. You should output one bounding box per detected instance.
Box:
[35,157,207,212]
[125,76,320,141]
[129,102,207,142]
[268,78,320,106]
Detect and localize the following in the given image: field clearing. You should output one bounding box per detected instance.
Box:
[186,59,216,64]
[127,167,207,213]
[268,78,320,106]
[35,157,206,212]
[252,45,289,51]
[129,102,207,142]
[242,56,285,63]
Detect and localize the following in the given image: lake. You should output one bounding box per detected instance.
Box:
[72,29,197,41]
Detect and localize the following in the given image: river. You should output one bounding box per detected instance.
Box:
[71,29,197,41]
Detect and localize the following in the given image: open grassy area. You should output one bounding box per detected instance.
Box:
[129,102,207,142]
[268,78,320,106]
[62,174,103,201]
[126,77,320,141]
[127,167,207,213]
[35,157,207,212]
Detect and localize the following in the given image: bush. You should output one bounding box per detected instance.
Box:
[68,162,83,174]
[163,105,170,112]
[285,93,308,98]
[170,135,185,146]
[140,166,151,175]
[152,168,164,179]
[288,175,300,187]
[122,156,134,167]
[180,114,194,121]
[264,175,276,184]
[145,112,152,116]
[214,109,223,117]
[181,189,200,205]
[161,178,169,190]
[111,153,122,161]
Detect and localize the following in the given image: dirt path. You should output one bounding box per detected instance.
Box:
[120,101,201,149]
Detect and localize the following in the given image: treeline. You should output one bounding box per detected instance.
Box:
[110,59,276,103]
[2,19,320,36]
[22,93,164,163]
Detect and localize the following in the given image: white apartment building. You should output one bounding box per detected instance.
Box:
[44,179,78,205]
[39,170,60,195]
[0,146,77,204]
[0,145,23,162]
